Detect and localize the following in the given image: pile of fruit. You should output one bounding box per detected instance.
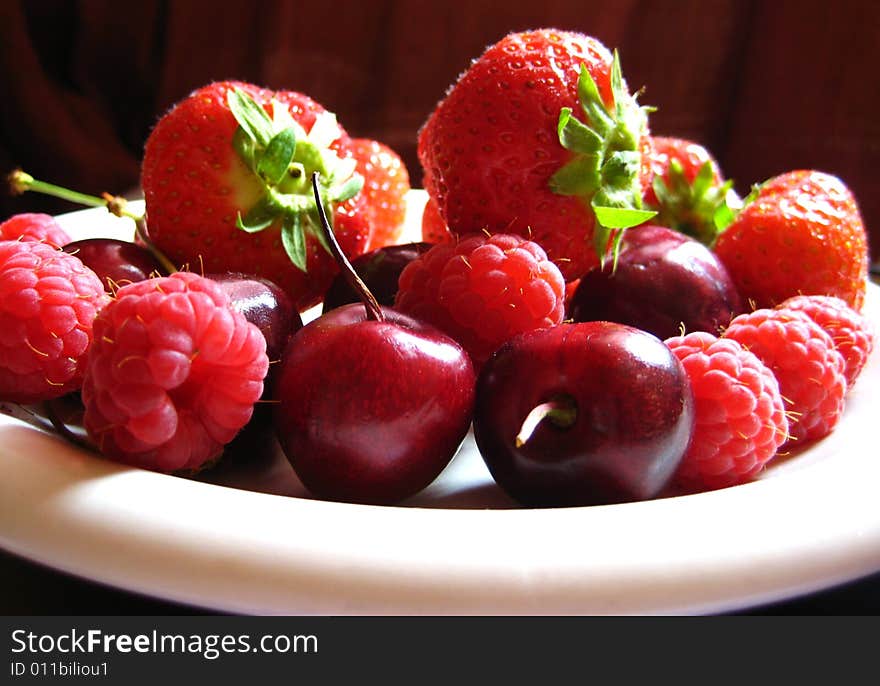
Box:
[1,29,875,508]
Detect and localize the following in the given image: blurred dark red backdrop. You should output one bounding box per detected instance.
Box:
[1,0,878,258]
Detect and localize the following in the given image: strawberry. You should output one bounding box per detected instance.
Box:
[141,81,371,312]
[713,170,869,311]
[349,138,411,249]
[420,196,453,244]
[418,29,656,281]
[642,136,736,245]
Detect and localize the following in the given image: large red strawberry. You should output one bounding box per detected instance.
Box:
[349,138,411,249]
[713,170,869,311]
[642,136,735,245]
[141,81,371,312]
[418,29,656,281]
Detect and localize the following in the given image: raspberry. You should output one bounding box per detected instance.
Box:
[81,272,269,473]
[776,295,874,389]
[0,241,108,403]
[0,213,71,248]
[722,308,847,446]
[665,331,788,490]
[394,232,566,368]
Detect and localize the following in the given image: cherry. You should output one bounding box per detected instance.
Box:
[567,224,743,340]
[63,238,166,292]
[473,322,694,507]
[209,273,302,367]
[322,241,432,313]
[271,174,475,505]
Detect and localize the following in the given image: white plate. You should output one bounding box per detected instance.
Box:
[1,192,879,615]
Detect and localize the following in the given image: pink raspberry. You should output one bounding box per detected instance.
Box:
[722,308,847,446]
[394,232,566,369]
[81,272,269,473]
[0,240,108,403]
[665,331,788,490]
[0,213,71,248]
[776,295,874,389]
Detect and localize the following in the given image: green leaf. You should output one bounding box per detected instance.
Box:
[710,181,741,234]
[293,141,327,178]
[741,181,764,208]
[328,156,358,186]
[557,108,602,154]
[576,65,613,135]
[235,197,277,233]
[329,173,364,204]
[600,150,641,189]
[280,212,307,272]
[610,51,627,117]
[592,222,613,260]
[257,128,297,185]
[592,204,657,230]
[690,160,715,199]
[713,201,737,234]
[227,88,274,147]
[651,175,671,208]
[549,156,601,196]
[232,128,257,171]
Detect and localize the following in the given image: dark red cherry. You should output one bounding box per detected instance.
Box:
[473,322,694,507]
[321,242,432,313]
[272,174,475,505]
[208,273,302,366]
[63,238,165,292]
[274,304,475,504]
[568,225,743,340]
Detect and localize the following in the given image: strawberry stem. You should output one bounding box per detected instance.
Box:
[311,172,383,322]
[516,395,578,448]
[7,169,145,222]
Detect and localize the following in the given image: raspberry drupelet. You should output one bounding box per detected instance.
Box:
[776,294,874,390]
[80,272,270,473]
[722,307,847,447]
[0,213,72,248]
[0,240,108,403]
[394,232,566,370]
[665,331,788,490]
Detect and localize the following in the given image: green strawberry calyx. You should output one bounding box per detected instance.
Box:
[549,51,657,267]
[226,87,363,271]
[650,159,739,245]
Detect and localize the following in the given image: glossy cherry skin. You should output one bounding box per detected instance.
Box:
[273,303,475,505]
[321,242,433,313]
[209,272,302,366]
[568,225,743,340]
[473,322,694,507]
[62,238,166,292]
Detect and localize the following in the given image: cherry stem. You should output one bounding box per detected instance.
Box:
[311,171,384,322]
[515,395,578,448]
[133,216,178,275]
[9,168,179,275]
[42,399,98,453]
[7,169,145,222]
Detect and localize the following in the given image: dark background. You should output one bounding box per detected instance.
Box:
[1,0,879,614]
[1,0,879,258]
